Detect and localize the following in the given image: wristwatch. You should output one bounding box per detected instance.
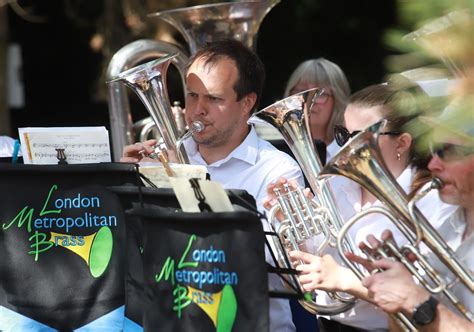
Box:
[412,295,439,326]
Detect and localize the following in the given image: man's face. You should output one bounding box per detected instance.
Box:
[184,57,254,149]
[428,140,474,207]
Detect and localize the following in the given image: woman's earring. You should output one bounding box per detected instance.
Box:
[397,152,401,161]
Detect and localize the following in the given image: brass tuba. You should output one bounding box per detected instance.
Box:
[249,88,357,315]
[320,121,474,330]
[106,0,280,160]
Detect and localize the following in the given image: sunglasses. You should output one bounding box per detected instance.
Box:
[429,142,474,161]
[334,125,401,147]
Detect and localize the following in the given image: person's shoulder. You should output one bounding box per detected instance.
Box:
[0,136,15,144]
[0,136,16,157]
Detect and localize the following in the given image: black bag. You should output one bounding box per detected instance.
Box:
[124,204,269,332]
[0,163,140,331]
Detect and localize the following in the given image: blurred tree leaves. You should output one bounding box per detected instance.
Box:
[387,0,474,148]
[384,0,473,76]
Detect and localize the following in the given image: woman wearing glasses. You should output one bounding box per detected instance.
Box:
[283,58,351,162]
[265,83,456,332]
[257,58,350,164]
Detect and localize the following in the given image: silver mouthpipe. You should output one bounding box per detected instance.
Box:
[189,120,204,134]
[175,120,204,155]
[147,120,204,160]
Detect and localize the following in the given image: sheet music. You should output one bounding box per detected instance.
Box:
[169,178,234,213]
[138,162,208,188]
[18,127,111,164]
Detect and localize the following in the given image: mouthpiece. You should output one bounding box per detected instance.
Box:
[190,120,204,133]
[431,177,444,189]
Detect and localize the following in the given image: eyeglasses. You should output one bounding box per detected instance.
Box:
[314,92,332,104]
[334,125,401,147]
[429,142,474,162]
[289,89,333,104]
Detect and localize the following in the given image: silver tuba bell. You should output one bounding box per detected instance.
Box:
[106,0,280,161]
[250,88,357,315]
[148,0,280,55]
[320,121,474,330]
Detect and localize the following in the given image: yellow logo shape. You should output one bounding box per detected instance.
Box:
[187,284,237,331]
[50,226,113,278]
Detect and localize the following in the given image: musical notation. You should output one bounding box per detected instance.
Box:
[33,152,110,160]
[32,143,108,149]
[18,127,111,165]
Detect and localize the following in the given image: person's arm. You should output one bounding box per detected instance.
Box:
[120,139,158,163]
[425,303,474,332]
[346,255,474,332]
[289,250,373,301]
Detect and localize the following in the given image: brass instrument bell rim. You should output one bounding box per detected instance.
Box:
[255,87,323,115]
[147,0,281,19]
[106,53,178,84]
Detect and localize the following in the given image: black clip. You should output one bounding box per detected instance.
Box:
[189,178,212,212]
[56,148,68,165]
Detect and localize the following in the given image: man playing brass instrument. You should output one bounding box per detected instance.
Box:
[348,103,474,331]
[121,39,304,332]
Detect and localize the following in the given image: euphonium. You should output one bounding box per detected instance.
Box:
[250,88,357,315]
[108,54,190,163]
[107,0,280,160]
[319,121,473,330]
[106,40,187,160]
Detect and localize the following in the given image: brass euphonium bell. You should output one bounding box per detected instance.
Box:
[107,40,188,160]
[108,54,189,164]
[250,88,357,315]
[320,120,474,330]
[107,0,280,160]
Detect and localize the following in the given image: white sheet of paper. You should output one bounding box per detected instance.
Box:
[169,178,234,213]
[139,162,208,188]
[18,127,111,164]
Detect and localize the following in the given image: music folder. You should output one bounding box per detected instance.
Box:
[0,162,140,331]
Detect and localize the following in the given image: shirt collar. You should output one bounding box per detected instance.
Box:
[396,166,413,193]
[447,207,467,236]
[183,125,259,167]
[326,139,339,161]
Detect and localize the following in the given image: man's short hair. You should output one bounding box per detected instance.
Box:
[187,39,265,113]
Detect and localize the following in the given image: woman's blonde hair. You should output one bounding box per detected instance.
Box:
[284,58,351,141]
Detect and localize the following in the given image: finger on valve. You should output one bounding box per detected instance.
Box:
[121,139,157,163]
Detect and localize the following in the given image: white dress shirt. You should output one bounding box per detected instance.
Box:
[184,125,305,332]
[428,207,474,316]
[0,136,15,157]
[316,167,457,331]
[325,139,340,164]
[183,126,303,212]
